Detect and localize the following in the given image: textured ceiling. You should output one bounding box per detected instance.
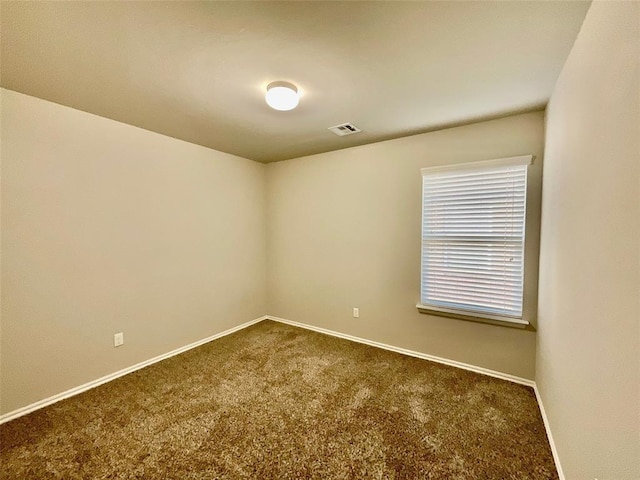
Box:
[0,1,590,163]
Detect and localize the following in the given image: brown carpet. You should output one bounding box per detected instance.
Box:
[0,320,557,479]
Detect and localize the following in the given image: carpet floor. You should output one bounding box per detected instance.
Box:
[0,320,557,479]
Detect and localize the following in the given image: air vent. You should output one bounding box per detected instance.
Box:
[328,122,362,136]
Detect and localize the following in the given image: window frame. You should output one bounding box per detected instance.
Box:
[416,155,535,328]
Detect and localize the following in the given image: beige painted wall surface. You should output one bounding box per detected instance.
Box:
[0,89,267,414]
[267,112,544,380]
[537,1,640,478]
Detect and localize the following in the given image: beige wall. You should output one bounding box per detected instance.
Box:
[0,89,267,414]
[537,1,640,479]
[267,112,545,380]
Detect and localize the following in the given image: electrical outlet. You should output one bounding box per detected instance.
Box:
[353,307,360,318]
[114,332,124,347]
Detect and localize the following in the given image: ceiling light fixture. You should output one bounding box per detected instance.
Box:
[265,81,299,111]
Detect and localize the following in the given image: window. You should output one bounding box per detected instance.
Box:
[418,155,533,327]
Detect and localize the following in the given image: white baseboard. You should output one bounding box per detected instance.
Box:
[533,384,565,480]
[265,315,535,387]
[0,316,268,425]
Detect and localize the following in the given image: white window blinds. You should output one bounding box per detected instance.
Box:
[420,156,532,322]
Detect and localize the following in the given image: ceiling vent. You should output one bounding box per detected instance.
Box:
[328,123,361,136]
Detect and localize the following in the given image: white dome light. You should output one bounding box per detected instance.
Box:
[265,81,299,111]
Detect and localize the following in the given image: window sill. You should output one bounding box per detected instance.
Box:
[416,304,532,330]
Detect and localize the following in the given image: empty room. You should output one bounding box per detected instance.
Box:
[0,1,638,479]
